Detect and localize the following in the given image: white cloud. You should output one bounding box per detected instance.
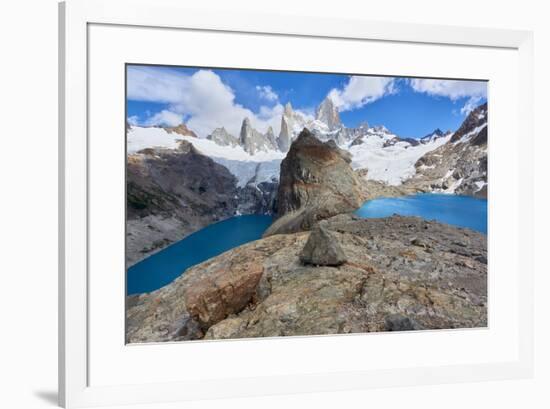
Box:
[127,66,285,138]
[409,79,487,115]
[127,66,188,103]
[328,76,396,111]
[127,115,139,126]
[144,110,183,127]
[409,79,487,100]
[460,96,483,115]
[257,103,284,130]
[256,85,278,102]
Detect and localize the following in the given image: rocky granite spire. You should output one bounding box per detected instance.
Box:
[239,118,271,155]
[278,116,292,152]
[316,97,341,130]
[284,102,293,117]
[265,126,278,149]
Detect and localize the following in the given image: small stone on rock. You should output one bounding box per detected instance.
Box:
[300,225,347,266]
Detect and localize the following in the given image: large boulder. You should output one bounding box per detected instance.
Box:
[264,128,366,236]
[183,251,265,329]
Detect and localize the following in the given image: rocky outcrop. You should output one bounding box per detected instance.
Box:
[316,97,341,130]
[383,136,420,148]
[164,123,198,138]
[127,214,487,343]
[264,129,366,236]
[405,103,488,198]
[350,135,365,147]
[207,127,238,147]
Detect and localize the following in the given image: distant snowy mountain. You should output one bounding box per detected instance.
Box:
[420,128,450,144]
[346,126,452,185]
[127,124,285,191]
[127,97,486,190]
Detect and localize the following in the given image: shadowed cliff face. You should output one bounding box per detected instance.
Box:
[126,141,240,266]
[264,129,365,236]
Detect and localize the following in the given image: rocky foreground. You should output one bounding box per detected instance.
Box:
[126,214,487,343]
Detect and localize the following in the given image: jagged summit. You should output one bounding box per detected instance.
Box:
[372,125,390,133]
[278,116,292,152]
[315,97,341,130]
[239,117,277,155]
[450,103,487,144]
[420,128,450,144]
[265,126,277,147]
[429,128,444,137]
[207,127,238,147]
[283,102,293,117]
[164,123,198,138]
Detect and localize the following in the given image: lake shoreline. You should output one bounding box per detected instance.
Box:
[127,191,487,296]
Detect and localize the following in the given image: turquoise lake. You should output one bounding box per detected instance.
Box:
[355,193,487,234]
[127,215,273,295]
[127,194,487,295]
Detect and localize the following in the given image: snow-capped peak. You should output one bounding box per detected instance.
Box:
[315,96,341,131]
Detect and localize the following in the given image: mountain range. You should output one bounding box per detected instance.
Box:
[126,97,488,265]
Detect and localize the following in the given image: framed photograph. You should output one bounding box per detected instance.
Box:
[59,0,534,407]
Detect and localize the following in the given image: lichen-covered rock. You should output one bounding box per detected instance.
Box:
[183,254,264,329]
[127,214,487,343]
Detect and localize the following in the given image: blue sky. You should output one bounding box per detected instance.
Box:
[126,65,487,139]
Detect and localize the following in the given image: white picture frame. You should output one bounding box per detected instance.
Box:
[59,0,534,407]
